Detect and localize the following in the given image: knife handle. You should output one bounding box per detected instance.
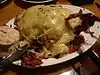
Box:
[0,59,11,74]
[0,61,11,74]
[0,64,4,74]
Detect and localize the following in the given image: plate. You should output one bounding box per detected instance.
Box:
[6,5,100,67]
[21,0,54,4]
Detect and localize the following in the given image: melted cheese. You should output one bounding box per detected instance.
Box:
[16,5,82,57]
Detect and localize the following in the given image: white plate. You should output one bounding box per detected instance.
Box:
[22,0,54,3]
[6,5,100,67]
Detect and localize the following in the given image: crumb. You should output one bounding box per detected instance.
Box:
[97,26,99,28]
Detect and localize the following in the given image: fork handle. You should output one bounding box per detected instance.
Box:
[88,49,100,67]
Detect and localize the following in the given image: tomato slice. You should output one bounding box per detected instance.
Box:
[69,45,80,53]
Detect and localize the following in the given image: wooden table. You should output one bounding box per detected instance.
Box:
[0,0,100,75]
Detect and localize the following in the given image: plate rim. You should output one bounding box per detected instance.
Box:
[22,0,54,3]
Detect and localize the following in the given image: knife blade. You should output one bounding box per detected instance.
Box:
[0,44,28,73]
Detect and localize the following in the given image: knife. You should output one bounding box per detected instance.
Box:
[0,44,28,73]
